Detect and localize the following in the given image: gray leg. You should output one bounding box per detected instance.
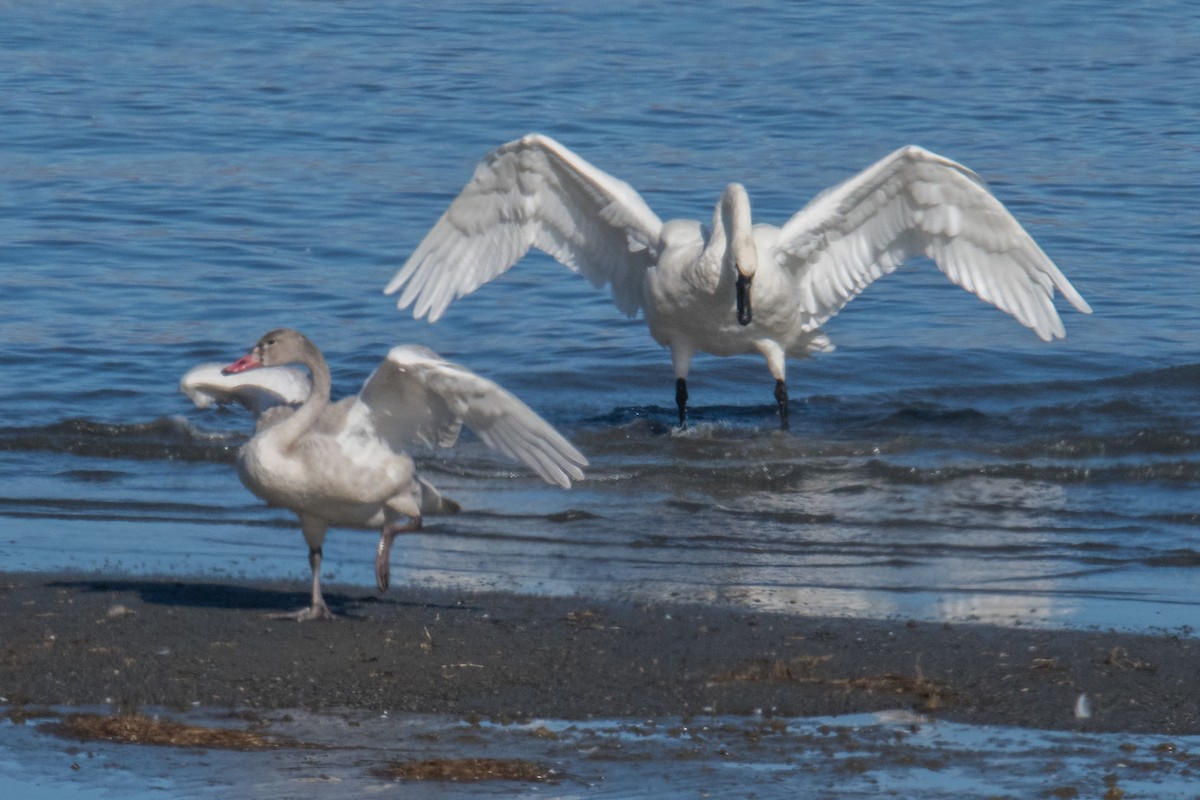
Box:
[376,517,422,592]
[269,545,335,621]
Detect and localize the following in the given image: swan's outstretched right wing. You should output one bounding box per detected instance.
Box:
[356,345,587,488]
[775,145,1091,340]
[180,362,310,419]
[386,133,663,322]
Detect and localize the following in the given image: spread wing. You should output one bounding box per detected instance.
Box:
[776,145,1092,339]
[355,344,587,488]
[180,362,310,419]
[386,133,664,322]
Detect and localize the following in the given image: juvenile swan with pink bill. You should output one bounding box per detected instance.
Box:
[183,328,587,620]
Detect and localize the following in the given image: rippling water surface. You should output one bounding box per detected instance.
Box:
[2,0,1198,638]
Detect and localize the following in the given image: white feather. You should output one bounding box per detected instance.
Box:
[387,136,1091,423]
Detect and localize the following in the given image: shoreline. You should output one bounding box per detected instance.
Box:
[1,571,1196,734]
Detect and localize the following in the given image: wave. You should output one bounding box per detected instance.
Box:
[0,494,293,529]
[862,459,1200,486]
[998,431,1200,459]
[5,355,1200,495]
[0,417,243,463]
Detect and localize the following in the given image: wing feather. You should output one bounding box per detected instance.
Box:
[776,146,1092,339]
[180,363,310,420]
[387,133,663,322]
[356,345,587,488]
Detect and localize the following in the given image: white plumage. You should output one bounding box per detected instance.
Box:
[387,134,1091,428]
[184,328,586,620]
[179,362,309,421]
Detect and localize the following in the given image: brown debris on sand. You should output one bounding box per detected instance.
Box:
[41,712,311,750]
[713,655,957,711]
[373,757,557,783]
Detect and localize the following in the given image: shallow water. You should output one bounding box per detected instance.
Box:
[4,707,1200,799]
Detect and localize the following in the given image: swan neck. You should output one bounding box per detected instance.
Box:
[277,341,332,447]
[305,346,332,407]
[711,183,755,278]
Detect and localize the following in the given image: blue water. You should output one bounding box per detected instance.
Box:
[2,2,1199,635]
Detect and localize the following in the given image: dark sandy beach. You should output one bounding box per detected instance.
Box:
[1,571,1195,735]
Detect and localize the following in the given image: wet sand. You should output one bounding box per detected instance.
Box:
[1,571,1195,734]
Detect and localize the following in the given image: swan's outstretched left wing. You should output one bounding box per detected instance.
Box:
[386,133,663,322]
[356,345,587,488]
[775,145,1091,339]
[180,363,310,419]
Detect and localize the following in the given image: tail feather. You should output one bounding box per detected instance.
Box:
[417,477,461,516]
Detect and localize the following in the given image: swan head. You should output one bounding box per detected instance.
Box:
[224,328,312,375]
[719,184,757,326]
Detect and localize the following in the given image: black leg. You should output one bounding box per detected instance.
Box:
[774,379,789,430]
[675,377,688,428]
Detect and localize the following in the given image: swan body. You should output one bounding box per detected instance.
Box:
[190,329,586,620]
[386,134,1092,428]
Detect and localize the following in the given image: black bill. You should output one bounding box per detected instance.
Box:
[736,274,752,326]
